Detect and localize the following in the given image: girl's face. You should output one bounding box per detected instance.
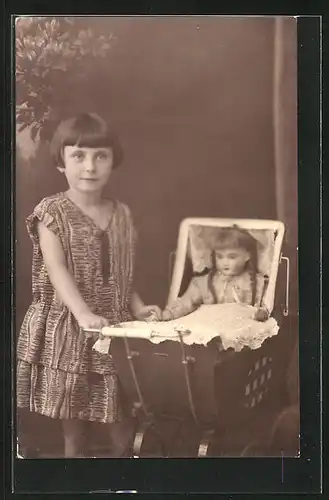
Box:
[214,247,250,276]
[59,145,114,194]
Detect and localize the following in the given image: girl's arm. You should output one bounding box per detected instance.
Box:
[130,291,145,315]
[130,291,162,321]
[38,221,108,332]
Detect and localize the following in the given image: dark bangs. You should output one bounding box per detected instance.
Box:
[50,113,124,168]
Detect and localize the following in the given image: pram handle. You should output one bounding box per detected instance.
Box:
[83,326,192,339]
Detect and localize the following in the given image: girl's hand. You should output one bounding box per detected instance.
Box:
[161,309,173,321]
[134,305,162,322]
[77,312,109,340]
[253,307,269,322]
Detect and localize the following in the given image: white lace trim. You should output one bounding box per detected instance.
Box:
[93,303,279,353]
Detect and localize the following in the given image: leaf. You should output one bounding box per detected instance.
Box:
[16,106,34,115]
[31,123,40,141]
[52,63,67,71]
[16,74,25,83]
[16,38,24,50]
[15,18,117,136]
[17,122,30,132]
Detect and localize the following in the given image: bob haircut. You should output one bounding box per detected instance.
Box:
[50,112,124,169]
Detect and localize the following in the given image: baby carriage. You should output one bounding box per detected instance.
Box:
[107,217,296,457]
[17,218,297,458]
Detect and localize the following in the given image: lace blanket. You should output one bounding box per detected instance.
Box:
[93,303,279,353]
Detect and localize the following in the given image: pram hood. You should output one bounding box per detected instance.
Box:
[187,225,275,277]
[168,218,285,315]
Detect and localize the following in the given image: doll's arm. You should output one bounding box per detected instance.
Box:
[162,278,203,320]
[253,274,270,322]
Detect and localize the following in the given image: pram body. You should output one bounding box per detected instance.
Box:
[110,218,294,457]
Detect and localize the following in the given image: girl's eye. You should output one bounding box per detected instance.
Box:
[95,152,108,161]
[72,152,85,161]
[228,254,237,260]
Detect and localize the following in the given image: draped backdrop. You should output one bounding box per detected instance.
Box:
[273,17,298,316]
[273,17,298,404]
[16,16,298,322]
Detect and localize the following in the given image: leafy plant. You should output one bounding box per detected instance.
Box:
[16,16,116,142]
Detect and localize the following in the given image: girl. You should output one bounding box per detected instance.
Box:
[162,226,269,322]
[16,112,161,458]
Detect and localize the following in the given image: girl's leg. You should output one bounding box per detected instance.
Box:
[109,417,135,457]
[17,408,40,458]
[62,418,90,458]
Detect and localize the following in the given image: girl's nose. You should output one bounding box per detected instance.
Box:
[85,158,96,172]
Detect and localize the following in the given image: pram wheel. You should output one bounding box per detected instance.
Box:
[198,429,216,457]
[132,419,166,457]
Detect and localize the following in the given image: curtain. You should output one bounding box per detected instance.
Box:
[273,17,298,316]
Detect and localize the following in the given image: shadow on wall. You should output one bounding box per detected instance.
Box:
[16,17,281,327]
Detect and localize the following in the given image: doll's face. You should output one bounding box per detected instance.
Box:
[214,247,250,276]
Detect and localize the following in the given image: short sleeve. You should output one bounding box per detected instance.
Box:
[26,197,61,245]
[119,201,137,245]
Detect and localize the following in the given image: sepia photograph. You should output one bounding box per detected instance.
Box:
[15,15,299,459]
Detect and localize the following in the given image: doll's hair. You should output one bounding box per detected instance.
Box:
[212,226,258,255]
[211,225,258,305]
[50,112,124,169]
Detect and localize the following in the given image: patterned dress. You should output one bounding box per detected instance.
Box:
[17,192,136,423]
